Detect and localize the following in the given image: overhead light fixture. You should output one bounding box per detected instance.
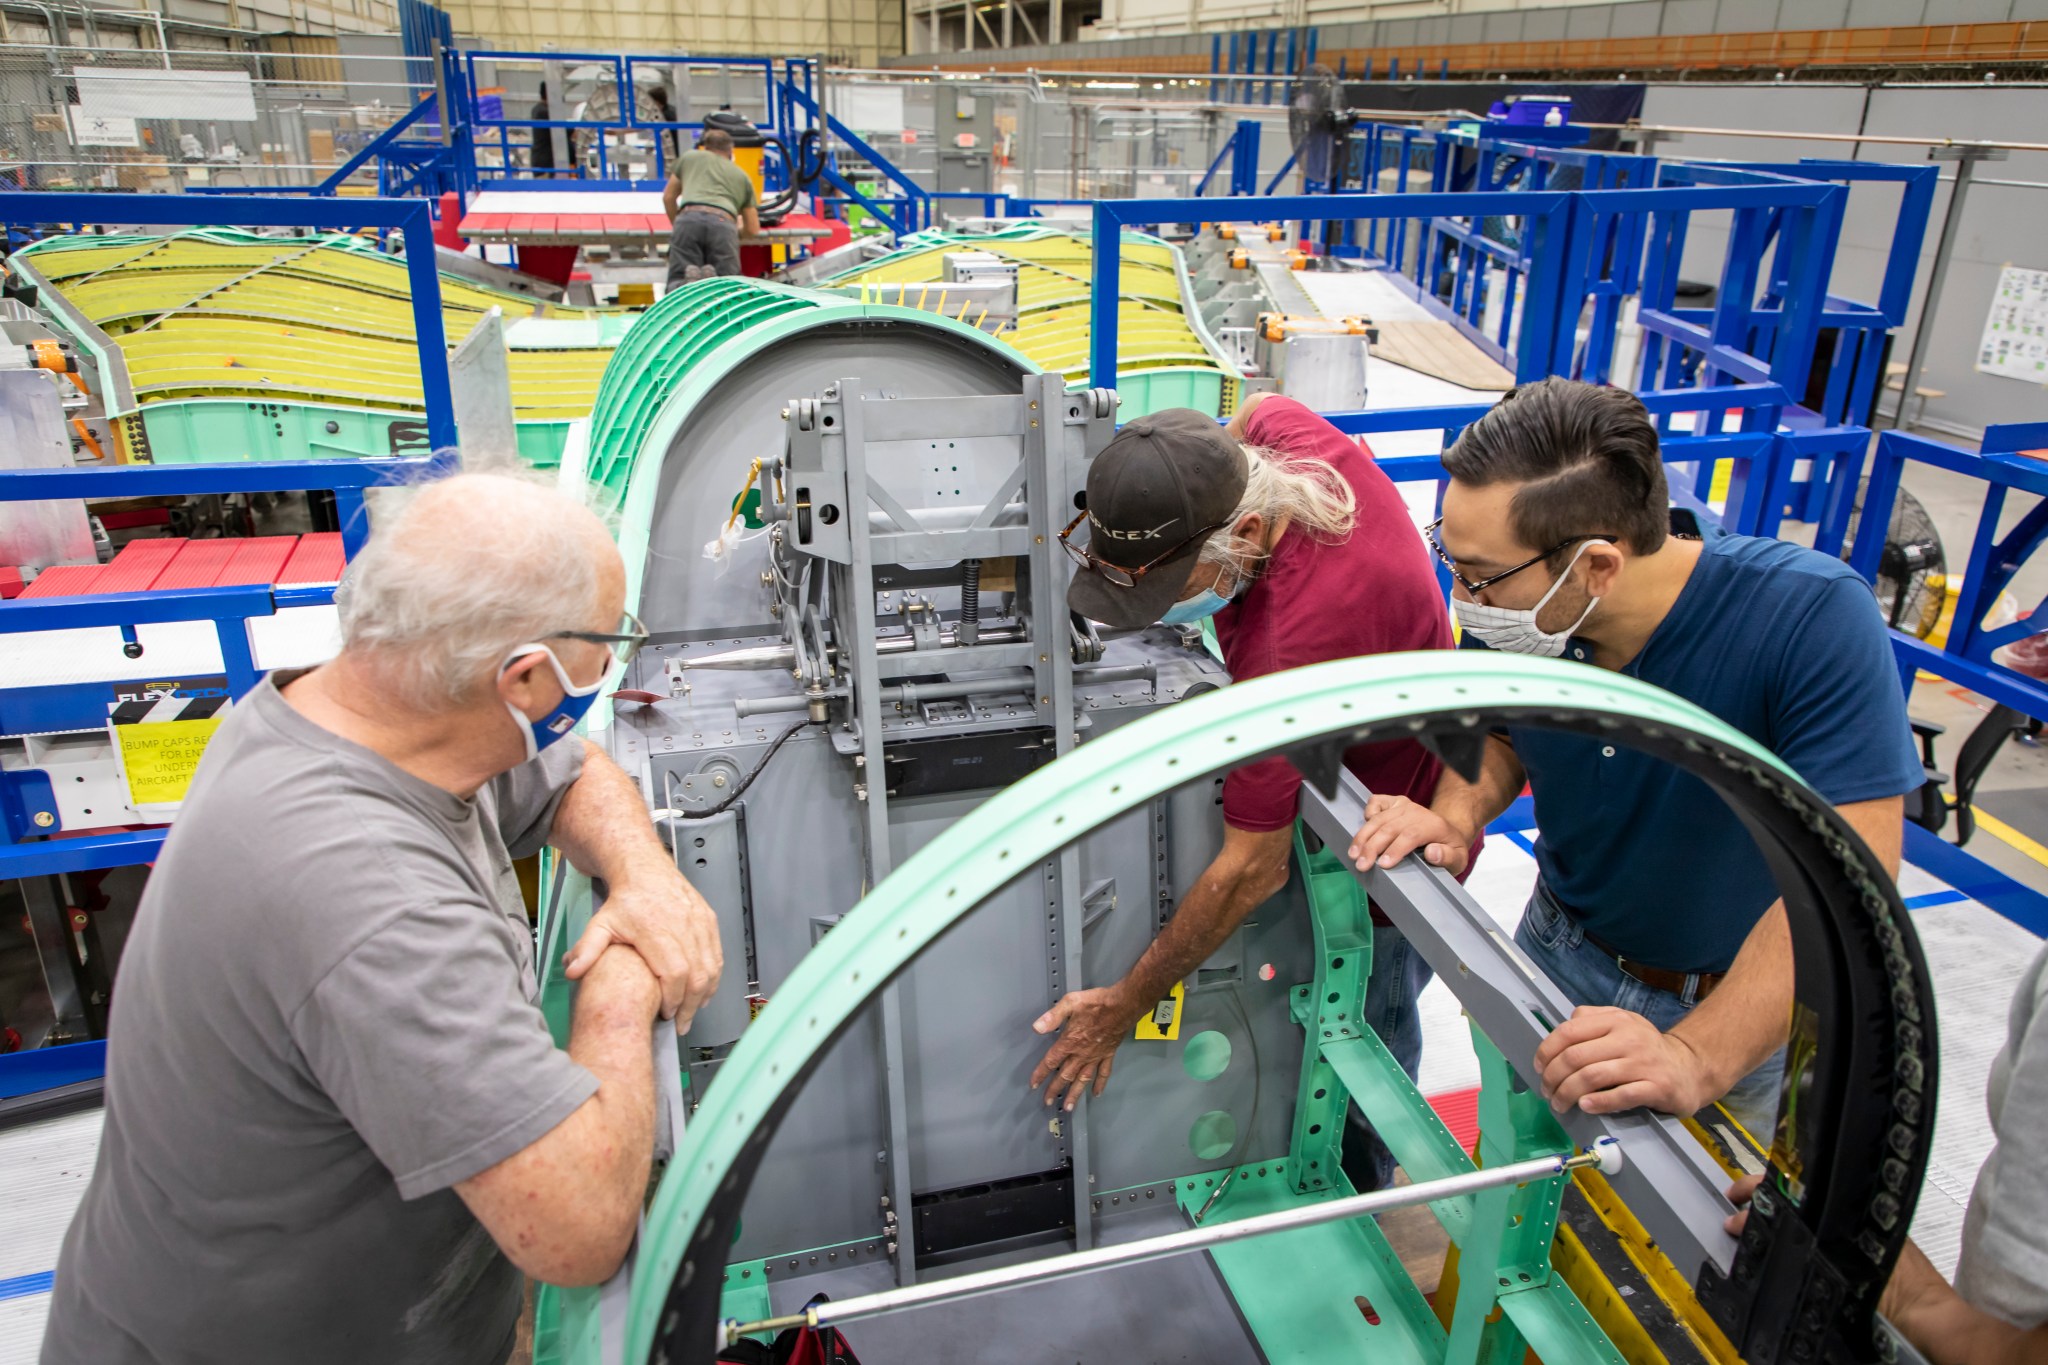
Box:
[1085,80,1140,89]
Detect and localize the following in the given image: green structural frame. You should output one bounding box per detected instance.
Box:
[587,650,1924,1365]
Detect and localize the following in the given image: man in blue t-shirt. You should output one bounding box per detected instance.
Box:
[1348,378,1921,1138]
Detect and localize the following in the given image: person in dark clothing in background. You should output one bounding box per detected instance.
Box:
[529,83,571,175]
[646,86,681,162]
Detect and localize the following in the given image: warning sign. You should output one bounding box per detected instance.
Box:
[1134,980,1184,1042]
[111,716,225,808]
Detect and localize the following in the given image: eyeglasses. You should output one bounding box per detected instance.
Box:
[1424,518,1617,600]
[1057,509,1227,588]
[547,609,649,667]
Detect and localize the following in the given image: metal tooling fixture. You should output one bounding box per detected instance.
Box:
[563,650,1935,1365]
[542,302,1283,1361]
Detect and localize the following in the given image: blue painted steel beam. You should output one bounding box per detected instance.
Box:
[0,459,427,501]
[782,80,926,233]
[1231,121,1261,197]
[0,193,455,451]
[314,94,438,194]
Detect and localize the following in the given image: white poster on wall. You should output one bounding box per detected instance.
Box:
[74,67,258,123]
[67,108,139,148]
[1978,265,2048,385]
[832,84,906,135]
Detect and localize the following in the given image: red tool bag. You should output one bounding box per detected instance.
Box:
[717,1297,862,1365]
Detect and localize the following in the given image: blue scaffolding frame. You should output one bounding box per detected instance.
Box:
[0,192,458,452]
[1850,422,2048,716]
[0,187,456,1086]
[1086,179,1848,416]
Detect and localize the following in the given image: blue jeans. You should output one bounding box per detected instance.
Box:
[1340,920,1433,1192]
[1514,881,1784,1141]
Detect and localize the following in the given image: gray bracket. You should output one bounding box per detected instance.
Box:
[1296,772,1741,1289]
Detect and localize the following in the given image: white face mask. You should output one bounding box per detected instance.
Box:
[1452,540,1601,658]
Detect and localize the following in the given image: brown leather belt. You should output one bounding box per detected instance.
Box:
[681,203,737,223]
[1582,926,1726,1002]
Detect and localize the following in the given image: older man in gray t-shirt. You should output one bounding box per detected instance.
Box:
[42,473,721,1365]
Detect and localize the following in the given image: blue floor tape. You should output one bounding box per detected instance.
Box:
[0,1039,104,1100]
[1904,823,2048,938]
[0,1270,54,1302]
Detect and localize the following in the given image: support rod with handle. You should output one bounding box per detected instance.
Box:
[722,1139,1622,1346]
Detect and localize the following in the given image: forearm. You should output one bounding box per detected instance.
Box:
[1885,1241,2044,1365]
[742,207,762,235]
[550,740,669,886]
[1224,389,1274,442]
[1120,840,1288,1012]
[661,181,680,219]
[461,950,658,1284]
[561,955,659,1223]
[1668,901,1792,1095]
[1434,737,1523,842]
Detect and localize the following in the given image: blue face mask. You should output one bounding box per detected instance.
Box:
[503,644,612,761]
[1158,567,1240,626]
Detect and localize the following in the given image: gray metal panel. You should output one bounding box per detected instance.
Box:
[891,790,1075,1193]
[448,306,517,470]
[669,808,751,1050]
[0,371,93,570]
[636,325,1027,636]
[1062,706,1311,1194]
[1449,13,1488,43]
[1566,5,1615,39]
[1776,0,1851,29]
[1521,8,1570,40]
[2014,0,2048,21]
[1382,18,1419,45]
[1845,0,1925,25]
[1483,10,1526,43]
[1715,0,1781,29]
[1942,0,2012,21]
[1660,0,1724,34]
[1607,1,1667,36]
[1417,16,1453,43]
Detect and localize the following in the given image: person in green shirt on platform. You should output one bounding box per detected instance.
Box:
[661,127,759,287]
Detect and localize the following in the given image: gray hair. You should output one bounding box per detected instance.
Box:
[338,469,619,711]
[1198,442,1358,570]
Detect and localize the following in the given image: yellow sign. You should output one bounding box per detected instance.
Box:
[1134,981,1184,1042]
[112,717,225,807]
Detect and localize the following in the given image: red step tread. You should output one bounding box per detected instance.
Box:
[152,538,244,590]
[1426,1086,1481,1155]
[277,532,345,585]
[95,538,185,593]
[213,537,297,586]
[18,564,107,598]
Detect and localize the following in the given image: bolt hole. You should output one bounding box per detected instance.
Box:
[1356,1296,1381,1327]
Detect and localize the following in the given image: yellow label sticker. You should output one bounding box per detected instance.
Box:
[1134,981,1184,1042]
[112,716,225,807]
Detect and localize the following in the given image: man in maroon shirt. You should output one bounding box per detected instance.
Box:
[1033,392,1474,1190]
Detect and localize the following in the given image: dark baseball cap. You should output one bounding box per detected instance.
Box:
[1066,408,1249,629]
